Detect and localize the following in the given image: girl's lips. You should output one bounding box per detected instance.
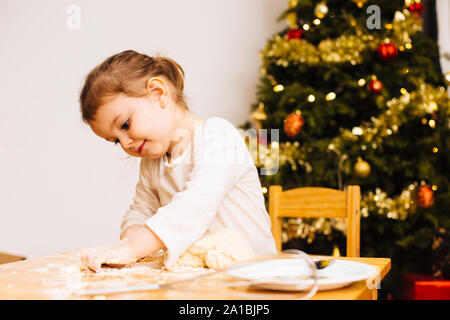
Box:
[138,141,146,154]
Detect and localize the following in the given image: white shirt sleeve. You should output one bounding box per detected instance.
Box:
[120,159,161,238]
[145,119,250,267]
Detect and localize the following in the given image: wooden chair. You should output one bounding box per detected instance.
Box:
[269,185,361,257]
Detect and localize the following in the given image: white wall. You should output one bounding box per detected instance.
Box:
[0,0,288,258]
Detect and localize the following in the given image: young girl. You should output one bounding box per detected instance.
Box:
[79,50,277,272]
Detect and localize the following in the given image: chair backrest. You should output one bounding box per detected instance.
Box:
[269,185,361,257]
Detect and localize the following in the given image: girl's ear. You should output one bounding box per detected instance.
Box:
[146,77,169,108]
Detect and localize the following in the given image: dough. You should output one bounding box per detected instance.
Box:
[174,228,255,270]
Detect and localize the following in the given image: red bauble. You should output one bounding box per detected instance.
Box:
[377,43,398,62]
[409,3,424,16]
[284,111,304,137]
[417,184,435,208]
[286,29,303,40]
[368,79,383,94]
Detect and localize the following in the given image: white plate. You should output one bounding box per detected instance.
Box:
[226,258,377,291]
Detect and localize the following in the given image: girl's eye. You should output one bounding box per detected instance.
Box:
[112,119,129,145]
[121,119,129,130]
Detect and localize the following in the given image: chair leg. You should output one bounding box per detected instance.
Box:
[269,186,283,252]
[347,185,361,257]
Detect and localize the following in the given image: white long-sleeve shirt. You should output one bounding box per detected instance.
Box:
[120,116,277,267]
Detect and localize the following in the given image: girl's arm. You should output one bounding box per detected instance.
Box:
[125,225,165,258]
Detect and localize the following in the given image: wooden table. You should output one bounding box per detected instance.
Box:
[0,250,390,300]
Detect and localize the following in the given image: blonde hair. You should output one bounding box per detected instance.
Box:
[79,50,189,124]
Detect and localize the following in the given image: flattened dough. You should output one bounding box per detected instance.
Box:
[174,228,255,270]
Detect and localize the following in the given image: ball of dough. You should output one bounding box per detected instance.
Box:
[175,250,205,268]
[175,228,255,270]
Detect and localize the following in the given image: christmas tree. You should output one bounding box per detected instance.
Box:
[242,0,450,298]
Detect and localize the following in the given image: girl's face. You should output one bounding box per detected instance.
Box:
[89,77,180,159]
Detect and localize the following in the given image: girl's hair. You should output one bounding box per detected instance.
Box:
[79,50,189,124]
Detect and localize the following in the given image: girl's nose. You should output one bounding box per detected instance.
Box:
[121,136,134,149]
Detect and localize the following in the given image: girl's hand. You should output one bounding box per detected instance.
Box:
[79,240,138,272]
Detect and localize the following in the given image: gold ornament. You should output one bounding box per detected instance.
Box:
[354,157,371,178]
[314,2,329,19]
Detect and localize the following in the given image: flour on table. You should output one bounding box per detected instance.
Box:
[33,251,215,299]
[174,228,255,270]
